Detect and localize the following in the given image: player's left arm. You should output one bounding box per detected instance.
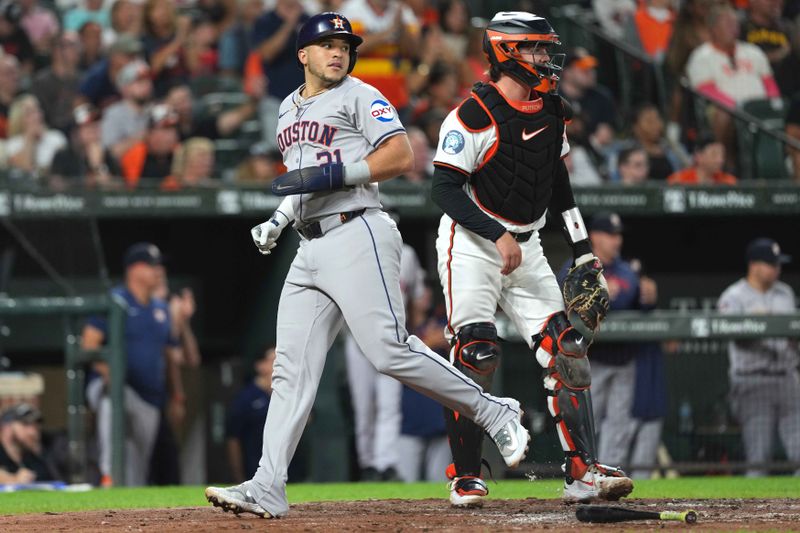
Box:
[550,158,593,265]
[270,133,412,195]
[272,85,410,196]
[553,154,611,331]
[548,97,595,266]
[359,132,414,182]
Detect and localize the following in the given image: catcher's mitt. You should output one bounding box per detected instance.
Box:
[562,256,610,332]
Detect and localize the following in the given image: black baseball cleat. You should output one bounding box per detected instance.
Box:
[205,484,272,518]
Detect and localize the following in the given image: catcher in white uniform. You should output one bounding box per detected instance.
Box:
[431,12,634,506]
[205,12,529,518]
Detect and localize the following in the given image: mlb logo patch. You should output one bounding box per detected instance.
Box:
[370,99,395,123]
[442,130,465,154]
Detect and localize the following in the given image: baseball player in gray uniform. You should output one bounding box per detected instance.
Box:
[718,238,800,477]
[344,240,427,481]
[205,12,529,518]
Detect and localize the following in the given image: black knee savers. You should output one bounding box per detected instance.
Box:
[453,322,500,390]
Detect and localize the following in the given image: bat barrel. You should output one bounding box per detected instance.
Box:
[660,510,699,524]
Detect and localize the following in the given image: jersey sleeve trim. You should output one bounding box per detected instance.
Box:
[470,93,500,172]
[372,127,406,148]
[433,161,471,176]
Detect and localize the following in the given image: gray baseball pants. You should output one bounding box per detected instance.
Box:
[591,359,637,467]
[730,371,800,477]
[248,209,520,516]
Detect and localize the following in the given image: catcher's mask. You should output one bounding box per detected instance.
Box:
[483,11,564,93]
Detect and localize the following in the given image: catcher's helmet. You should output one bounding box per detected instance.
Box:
[483,12,564,92]
[296,12,363,73]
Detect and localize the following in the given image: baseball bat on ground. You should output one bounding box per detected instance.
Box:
[576,505,698,524]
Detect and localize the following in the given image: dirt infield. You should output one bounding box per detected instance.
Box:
[2,498,799,531]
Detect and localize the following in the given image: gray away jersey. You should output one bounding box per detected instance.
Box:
[276,76,406,223]
[718,278,799,375]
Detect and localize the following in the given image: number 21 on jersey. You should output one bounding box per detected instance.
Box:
[317,149,342,165]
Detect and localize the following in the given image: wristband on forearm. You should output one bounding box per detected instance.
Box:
[561,207,592,259]
[343,160,371,186]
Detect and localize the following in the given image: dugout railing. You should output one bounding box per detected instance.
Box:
[1,181,800,218]
[549,4,669,119]
[549,4,800,182]
[682,80,800,180]
[0,295,128,485]
[4,300,799,482]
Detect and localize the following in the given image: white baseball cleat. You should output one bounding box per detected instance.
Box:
[562,463,634,503]
[449,476,489,508]
[491,408,530,468]
[205,484,271,518]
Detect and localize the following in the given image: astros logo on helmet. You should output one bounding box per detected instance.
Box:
[296,12,363,74]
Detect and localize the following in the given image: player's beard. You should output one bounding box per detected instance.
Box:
[308,61,347,88]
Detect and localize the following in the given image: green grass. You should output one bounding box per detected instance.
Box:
[1,477,798,515]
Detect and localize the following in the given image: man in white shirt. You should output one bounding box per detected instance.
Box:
[686,4,779,169]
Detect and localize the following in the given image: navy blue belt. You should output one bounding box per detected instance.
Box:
[297,209,366,240]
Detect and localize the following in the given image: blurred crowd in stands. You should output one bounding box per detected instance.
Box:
[0,0,799,190]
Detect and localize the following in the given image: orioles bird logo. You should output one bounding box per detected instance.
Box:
[331,17,345,30]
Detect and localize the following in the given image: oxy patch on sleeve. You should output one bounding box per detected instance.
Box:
[370,99,396,123]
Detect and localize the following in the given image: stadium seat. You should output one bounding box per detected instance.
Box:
[236,120,262,142]
[190,75,243,97]
[736,99,788,180]
[200,92,251,117]
[214,139,250,181]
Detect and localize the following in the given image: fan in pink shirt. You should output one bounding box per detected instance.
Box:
[686,4,779,169]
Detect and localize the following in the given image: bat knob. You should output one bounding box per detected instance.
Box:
[685,510,698,524]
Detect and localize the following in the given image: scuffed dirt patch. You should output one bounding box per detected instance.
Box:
[2,498,799,531]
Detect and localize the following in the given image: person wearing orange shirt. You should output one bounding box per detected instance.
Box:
[626,0,676,62]
[120,104,181,188]
[667,135,737,185]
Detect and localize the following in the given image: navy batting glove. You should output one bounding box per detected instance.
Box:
[272,163,346,196]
